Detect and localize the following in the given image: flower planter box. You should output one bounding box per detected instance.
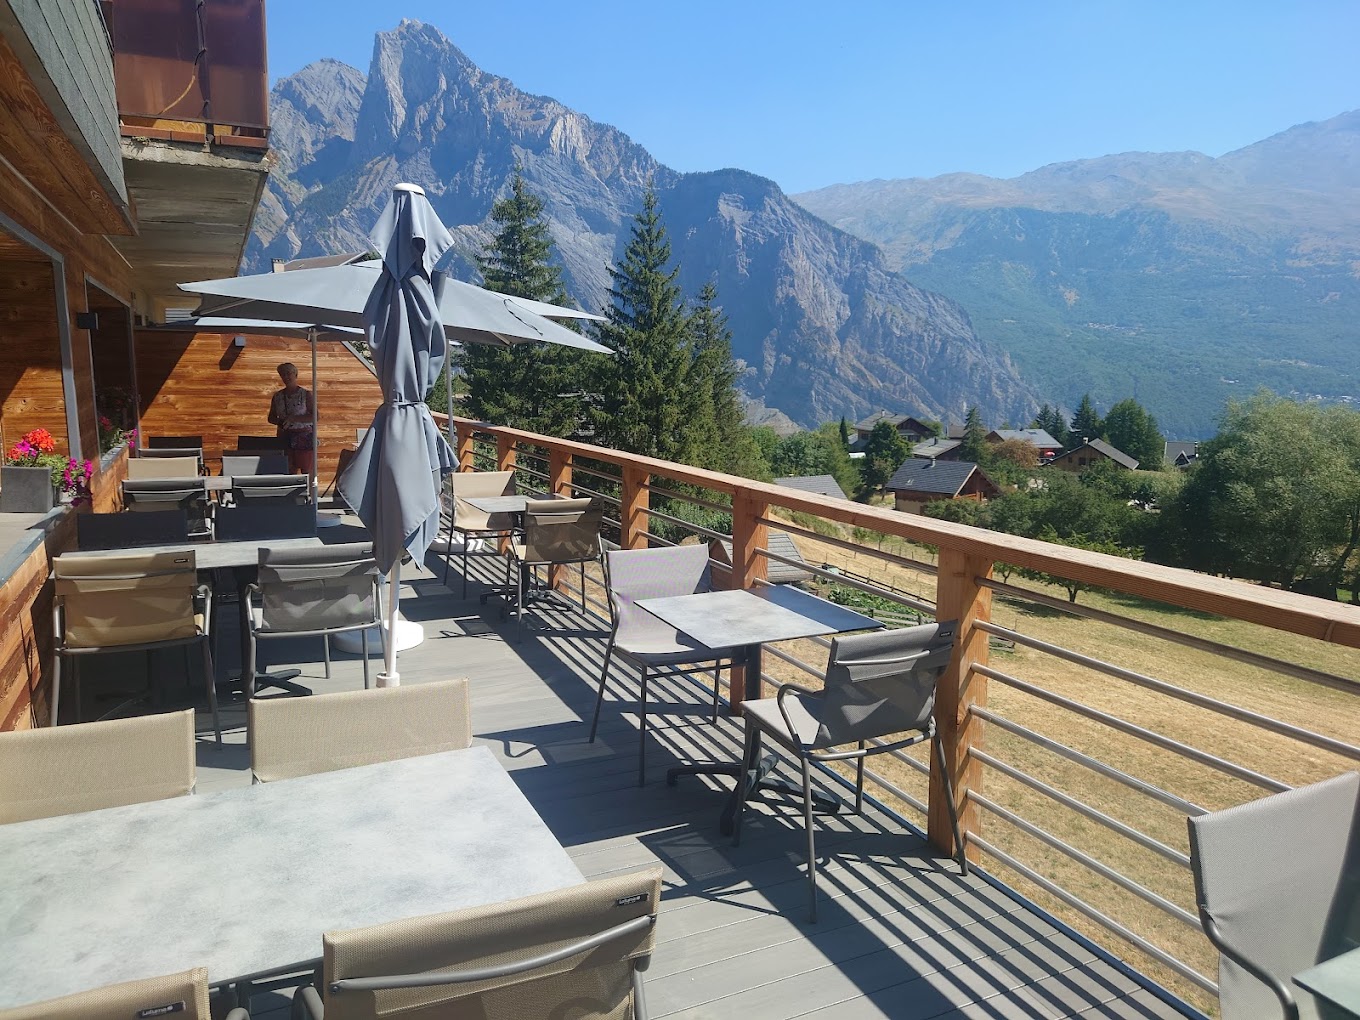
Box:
[0,465,56,513]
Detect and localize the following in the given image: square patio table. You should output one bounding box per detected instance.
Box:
[636,585,881,829]
[0,745,584,1009]
[462,493,563,611]
[1295,946,1360,1019]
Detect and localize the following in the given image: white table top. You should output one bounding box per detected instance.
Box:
[638,584,883,649]
[0,746,583,1008]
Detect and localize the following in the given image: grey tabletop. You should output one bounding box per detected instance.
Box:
[463,493,555,514]
[638,584,883,649]
[68,536,322,571]
[1295,946,1360,1018]
[0,746,583,1009]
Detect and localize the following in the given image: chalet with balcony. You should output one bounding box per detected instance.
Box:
[885,457,1000,514]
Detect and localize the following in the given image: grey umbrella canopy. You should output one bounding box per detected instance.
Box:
[337,184,459,684]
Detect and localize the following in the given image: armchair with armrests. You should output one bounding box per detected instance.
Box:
[237,434,287,451]
[292,867,662,1020]
[52,550,221,743]
[3,968,248,1020]
[441,469,517,597]
[730,621,966,921]
[146,435,203,449]
[588,544,742,787]
[1188,771,1360,1020]
[222,451,290,478]
[231,473,311,507]
[505,497,603,618]
[122,477,211,537]
[126,455,200,480]
[76,509,189,550]
[138,445,206,474]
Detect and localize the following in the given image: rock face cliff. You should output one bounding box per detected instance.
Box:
[249,20,1038,429]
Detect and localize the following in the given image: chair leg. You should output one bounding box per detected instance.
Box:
[461,535,470,599]
[637,665,649,787]
[73,657,82,724]
[50,653,62,726]
[855,742,865,814]
[202,637,221,746]
[711,659,722,724]
[588,641,614,743]
[731,724,760,847]
[800,754,819,922]
[361,628,370,690]
[323,634,331,679]
[933,732,968,876]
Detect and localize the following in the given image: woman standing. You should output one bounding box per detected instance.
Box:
[268,362,315,476]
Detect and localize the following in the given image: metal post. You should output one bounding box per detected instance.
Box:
[380,562,401,686]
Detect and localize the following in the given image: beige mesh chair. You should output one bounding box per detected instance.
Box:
[248,679,472,783]
[505,497,603,618]
[293,867,662,1020]
[126,456,200,480]
[441,470,517,597]
[2,967,248,1020]
[0,710,195,824]
[52,550,221,743]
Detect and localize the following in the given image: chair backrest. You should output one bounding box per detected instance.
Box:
[249,679,472,783]
[449,469,516,532]
[137,446,205,472]
[146,435,203,450]
[222,451,290,477]
[237,434,287,451]
[76,510,189,550]
[122,477,210,535]
[605,544,714,638]
[232,472,311,506]
[0,710,195,824]
[214,503,317,542]
[54,549,199,649]
[519,497,602,565]
[807,622,958,750]
[126,456,200,479]
[256,542,379,634]
[320,868,663,1020]
[1188,772,1360,1020]
[2,967,213,1020]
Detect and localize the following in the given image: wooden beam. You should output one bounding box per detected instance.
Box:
[727,491,770,707]
[455,422,475,473]
[620,467,650,551]
[549,448,573,590]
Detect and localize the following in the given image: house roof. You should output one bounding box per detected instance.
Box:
[1164,441,1198,465]
[854,410,932,434]
[1053,438,1140,470]
[989,428,1062,449]
[713,531,810,584]
[912,437,961,459]
[774,474,849,501]
[886,458,995,497]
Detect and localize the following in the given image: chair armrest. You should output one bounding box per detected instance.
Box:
[1198,910,1300,1020]
[291,984,324,1020]
[776,682,822,748]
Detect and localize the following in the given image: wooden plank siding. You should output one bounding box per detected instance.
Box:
[135,330,382,487]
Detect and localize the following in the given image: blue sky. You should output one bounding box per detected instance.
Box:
[267,1,1359,194]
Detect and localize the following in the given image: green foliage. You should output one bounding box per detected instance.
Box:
[1070,393,1102,448]
[1164,392,1360,591]
[1017,531,1142,603]
[686,282,766,476]
[857,420,909,498]
[1101,398,1164,468]
[462,171,589,436]
[839,416,851,448]
[769,423,859,498]
[959,406,988,463]
[1030,403,1070,448]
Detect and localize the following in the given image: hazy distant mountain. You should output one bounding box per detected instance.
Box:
[248,20,1038,429]
[796,112,1360,437]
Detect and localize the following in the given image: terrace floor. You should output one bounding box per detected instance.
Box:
[92,522,1199,1020]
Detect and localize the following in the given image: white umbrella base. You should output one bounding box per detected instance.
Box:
[316,511,345,528]
[332,618,424,656]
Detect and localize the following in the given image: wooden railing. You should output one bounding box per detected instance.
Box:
[445,415,1360,1012]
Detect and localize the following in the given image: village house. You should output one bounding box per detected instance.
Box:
[1050,437,1140,472]
[884,458,1000,514]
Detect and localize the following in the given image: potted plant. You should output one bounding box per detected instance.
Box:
[60,457,95,510]
[1,428,62,513]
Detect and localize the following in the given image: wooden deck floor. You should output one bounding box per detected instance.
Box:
[120,528,1200,1020]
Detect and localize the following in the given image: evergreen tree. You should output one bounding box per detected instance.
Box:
[1031,403,1069,447]
[839,416,851,448]
[591,187,702,464]
[687,281,763,475]
[1070,394,1102,448]
[463,171,586,436]
[959,406,989,463]
[1101,398,1164,468]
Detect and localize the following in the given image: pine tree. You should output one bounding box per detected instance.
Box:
[687,281,761,473]
[959,406,989,463]
[591,187,700,463]
[1031,403,1070,448]
[839,416,851,448]
[463,171,585,437]
[1070,394,1102,448]
[1101,397,1164,468]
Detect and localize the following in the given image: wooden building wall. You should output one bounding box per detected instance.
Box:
[0,255,66,452]
[135,330,382,487]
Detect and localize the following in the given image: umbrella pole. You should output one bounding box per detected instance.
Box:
[380,562,401,686]
[310,327,320,501]
[444,342,454,448]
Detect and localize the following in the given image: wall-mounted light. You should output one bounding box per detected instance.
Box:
[233,335,247,348]
[75,311,99,330]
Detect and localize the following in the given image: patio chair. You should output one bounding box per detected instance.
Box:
[588,544,742,787]
[222,451,290,477]
[52,549,221,743]
[146,434,204,449]
[2,967,247,1020]
[441,469,516,597]
[126,455,201,480]
[248,679,471,783]
[730,621,965,921]
[244,543,381,697]
[214,503,317,542]
[505,497,603,618]
[137,445,206,474]
[76,509,189,550]
[292,867,662,1020]
[122,477,211,537]
[237,434,287,451]
[231,473,311,507]
[1188,771,1360,1020]
[0,710,195,824]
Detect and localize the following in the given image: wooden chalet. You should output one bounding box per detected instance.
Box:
[1050,437,1140,472]
[885,458,1000,514]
